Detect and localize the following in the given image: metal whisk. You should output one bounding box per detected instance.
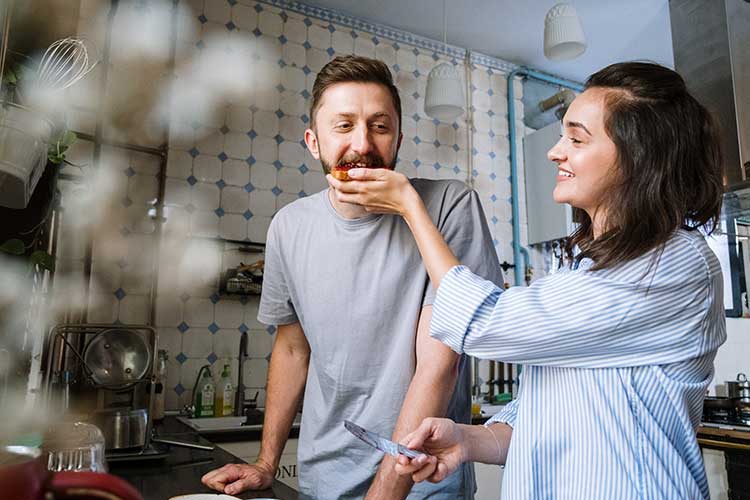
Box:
[37,37,98,91]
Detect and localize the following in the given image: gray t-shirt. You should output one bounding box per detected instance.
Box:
[259,179,502,500]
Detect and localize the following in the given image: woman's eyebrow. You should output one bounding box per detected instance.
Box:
[564,120,592,136]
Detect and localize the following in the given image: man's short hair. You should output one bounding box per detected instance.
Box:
[310,55,402,132]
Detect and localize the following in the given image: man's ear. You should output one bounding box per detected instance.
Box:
[304,128,320,159]
[397,131,403,151]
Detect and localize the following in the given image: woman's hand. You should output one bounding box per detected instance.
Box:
[325,168,422,217]
[394,418,467,484]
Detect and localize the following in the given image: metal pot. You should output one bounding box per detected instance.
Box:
[727,373,750,402]
[93,408,148,450]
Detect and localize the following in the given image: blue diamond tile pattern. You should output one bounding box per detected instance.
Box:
[393,63,400,72]
[326,47,335,57]
[214,207,225,217]
[265,353,272,362]
[413,136,421,145]
[124,167,135,177]
[210,293,220,304]
[114,288,126,300]
[490,194,498,202]
[372,36,380,45]
[187,175,197,186]
[350,30,358,38]
[243,209,253,220]
[216,179,226,189]
[298,164,309,174]
[452,122,459,130]
[122,197,132,207]
[433,140,440,148]
[247,130,257,139]
[303,18,312,27]
[254,3,263,12]
[246,155,256,166]
[327,24,335,33]
[489,151,496,159]
[491,216,499,225]
[413,159,421,167]
[197,14,207,24]
[452,144,460,152]
[298,190,307,197]
[302,65,311,75]
[196,40,205,50]
[277,59,286,68]
[272,186,282,196]
[274,134,284,144]
[228,0,237,5]
[218,152,228,162]
[432,118,441,126]
[174,382,186,394]
[273,160,283,170]
[120,227,131,237]
[490,172,497,181]
[453,166,460,174]
[188,147,200,158]
[225,21,236,31]
[253,28,262,37]
[301,114,309,123]
[207,352,218,364]
[412,69,420,78]
[244,182,255,193]
[220,125,229,134]
[300,89,310,99]
[303,41,312,50]
[433,162,441,170]
[412,113,420,122]
[180,292,190,302]
[239,323,249,333]
[412,92,419,100]
[266,325,276,335]
[278,34,287,44]
[208,322,220,334]
[178,321,190,333]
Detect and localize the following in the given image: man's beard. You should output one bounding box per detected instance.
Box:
[319,150,398,174]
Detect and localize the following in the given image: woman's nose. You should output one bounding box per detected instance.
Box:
[547,137,566,162]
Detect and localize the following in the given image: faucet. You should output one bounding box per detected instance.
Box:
[234,331,248,416]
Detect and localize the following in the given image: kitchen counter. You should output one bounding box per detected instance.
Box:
[109,417,298,500]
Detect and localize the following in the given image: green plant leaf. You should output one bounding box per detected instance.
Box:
[0,239,26,255]
[30,250,56,272]
[60,130,77,147]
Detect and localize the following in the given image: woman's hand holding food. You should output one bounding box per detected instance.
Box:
[326,167,422,217]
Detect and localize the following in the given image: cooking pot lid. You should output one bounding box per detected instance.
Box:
[83,329,151,387]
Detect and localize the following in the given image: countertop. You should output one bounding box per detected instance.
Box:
[109,417,298,500]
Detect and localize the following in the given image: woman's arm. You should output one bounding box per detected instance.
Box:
[326,168,460,289]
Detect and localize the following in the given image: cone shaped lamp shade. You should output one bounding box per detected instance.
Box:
[544,3,586,61]
[424,62,464,121]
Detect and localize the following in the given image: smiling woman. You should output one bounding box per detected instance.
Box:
[327,61,727,499]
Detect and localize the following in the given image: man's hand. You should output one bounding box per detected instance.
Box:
[201,460,275,496]
[395,418,467,484]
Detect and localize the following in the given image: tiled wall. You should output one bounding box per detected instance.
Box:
[56,0,527,411]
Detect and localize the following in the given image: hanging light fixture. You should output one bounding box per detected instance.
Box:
[543,3,587,61]
[424,0,464,121]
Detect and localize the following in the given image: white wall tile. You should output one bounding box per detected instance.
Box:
[226,106,254,132]
[278,141,305,167]
[283,17,307,45]
[194,154,222,182]
[258,10,283,37]
[254,110,279,137]
[221,186,250,213]
[192,181,221,210]
[283,42,306,68]
[281,66,306,92]
[232,3,256,31]
[224,132,253,160]
[302,171,327,195]
[277,167,303,193]
[190,210,220,237]
[213,328,242,359]
[247,215,272,243]
[252,136,278,163]
[306,47,329,73]
[222,159,251,187]
[280,92,307,117]
[249,189,277,217]
[307,24,330,50]
[219,213,248,240]
[331,29,353,55]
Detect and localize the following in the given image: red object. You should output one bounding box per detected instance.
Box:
[0,452,142,500]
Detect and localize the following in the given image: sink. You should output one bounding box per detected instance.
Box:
[178,416,248,432]
[177,413,301,436]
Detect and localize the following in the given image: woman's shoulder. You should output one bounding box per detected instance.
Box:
[665,228,722,278]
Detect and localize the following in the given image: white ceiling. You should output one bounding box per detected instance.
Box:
[301,0,675,83]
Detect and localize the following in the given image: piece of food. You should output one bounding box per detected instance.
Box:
[331,163,385,181]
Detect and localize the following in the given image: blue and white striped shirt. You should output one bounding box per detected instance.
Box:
[431,229,726,499]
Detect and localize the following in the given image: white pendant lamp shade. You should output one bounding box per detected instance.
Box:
[544,3,586,61]
[424,62,464,121]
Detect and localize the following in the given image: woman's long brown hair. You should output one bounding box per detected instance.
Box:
[565,62,724,270]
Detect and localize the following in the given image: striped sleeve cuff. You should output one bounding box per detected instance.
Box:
[430,265,500,354]
[486,399,519,429]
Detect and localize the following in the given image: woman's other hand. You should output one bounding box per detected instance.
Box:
[394,417,467,484]
[325,168,421,217]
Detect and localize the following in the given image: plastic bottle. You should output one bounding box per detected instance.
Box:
[195,368,215,418]
[215,364,234,417]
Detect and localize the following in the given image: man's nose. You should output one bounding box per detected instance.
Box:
[350,125,373,155]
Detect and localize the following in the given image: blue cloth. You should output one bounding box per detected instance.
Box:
[431,229,726,499]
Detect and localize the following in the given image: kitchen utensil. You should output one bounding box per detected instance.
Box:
[37,37,97,91]
[43,421,107,472]
[727,373,750,401]
[83,328,151,388]
[92,408,148,450]
[344,420,425,459]
[0,445,142,500]
[0,101,54,209]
